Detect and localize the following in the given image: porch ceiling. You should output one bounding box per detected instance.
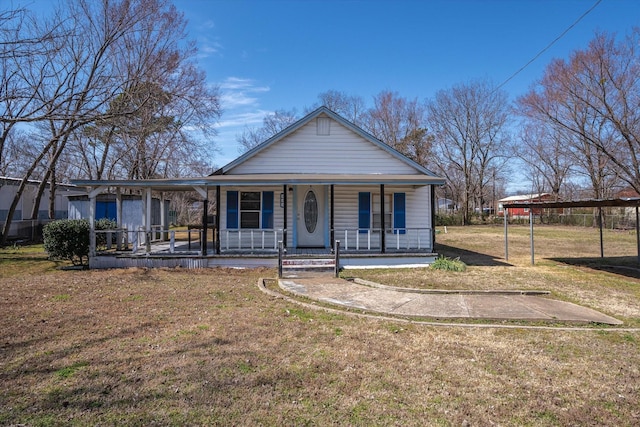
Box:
[71,173,445,192]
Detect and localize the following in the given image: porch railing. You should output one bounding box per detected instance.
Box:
[93,227,206,254]
[92,227,434,255]
[222,229,281,251]
[340,228,433,251]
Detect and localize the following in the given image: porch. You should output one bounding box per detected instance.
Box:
[89,226,438,269]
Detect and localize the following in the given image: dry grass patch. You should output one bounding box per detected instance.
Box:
[1,235,640,425]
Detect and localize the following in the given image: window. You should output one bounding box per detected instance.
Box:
[372,194,392,229]
[359,191,406,233]
[227,191,274,229]
[240,192,261,228]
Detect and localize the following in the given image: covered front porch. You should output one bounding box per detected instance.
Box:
[73,174,441,269]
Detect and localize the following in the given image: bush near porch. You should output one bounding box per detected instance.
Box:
[43,218,117,266]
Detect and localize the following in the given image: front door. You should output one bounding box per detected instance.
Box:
[296,185,325,247]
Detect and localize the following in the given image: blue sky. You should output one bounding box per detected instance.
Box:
[10,0,640,180]
[172,0,640,169]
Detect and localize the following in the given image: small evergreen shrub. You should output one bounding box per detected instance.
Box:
[43,219,90,266]
[430,256,467,272]
[43,218,117,266]
[95,218,117,248]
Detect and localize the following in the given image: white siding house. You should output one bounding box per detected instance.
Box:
[72,106,445,268]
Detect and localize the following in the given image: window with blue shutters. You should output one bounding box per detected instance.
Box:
[228,190,275,229]
[393,193,406,234]
[358,192,370,233]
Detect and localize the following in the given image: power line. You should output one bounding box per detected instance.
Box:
[495,0,602,92]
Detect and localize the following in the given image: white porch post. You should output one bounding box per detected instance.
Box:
[116,188,123,250]
[89,194,96,259]
[145,188,152,253]
[160,191,166,241]
[87,186,107,265]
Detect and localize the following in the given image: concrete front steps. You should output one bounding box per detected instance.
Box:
[280,257,337,277]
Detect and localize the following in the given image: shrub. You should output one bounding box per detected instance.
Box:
[95,218,117,248]
[435,213,464,226]
[43,218,117,266]
[43,219,90,266]
[430,256,467,272]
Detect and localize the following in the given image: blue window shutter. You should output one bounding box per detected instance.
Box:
[226,191,238,229]
[394,193,406,234]
[358,192,370,233]
[262,191,274,229]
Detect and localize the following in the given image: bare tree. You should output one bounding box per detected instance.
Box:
[309,90,367,127]
[365,91,433,166]
[515,123,572,200]
[0,0,221,244]
[427,80,511,224]
[237,109,298,152]
[516,30,640,197]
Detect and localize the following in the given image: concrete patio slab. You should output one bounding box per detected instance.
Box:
[278,276,623,325]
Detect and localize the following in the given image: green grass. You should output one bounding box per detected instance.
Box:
[430,255,467,271]
[55,361,89,379]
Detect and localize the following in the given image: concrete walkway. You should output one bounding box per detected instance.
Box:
[278,275,623,325]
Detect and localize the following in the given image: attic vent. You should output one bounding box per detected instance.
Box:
[317,117,330,135]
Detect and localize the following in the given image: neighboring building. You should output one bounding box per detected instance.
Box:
[437,197,458,213]
[0,176,84,240]
[68,194,170,234]
[72,106,446,269]
[498,193,557,219]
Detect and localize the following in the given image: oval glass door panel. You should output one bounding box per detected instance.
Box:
[304,190,318,233]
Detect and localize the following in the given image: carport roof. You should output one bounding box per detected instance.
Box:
[502,197,640,209]
[502,197,640,266]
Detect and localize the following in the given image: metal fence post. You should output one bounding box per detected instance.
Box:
[278,240,283,278]
[334,240,340,278]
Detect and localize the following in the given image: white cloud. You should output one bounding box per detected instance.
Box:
[197,37,223,58]
[217,110,271,129]
[219,77,270,110]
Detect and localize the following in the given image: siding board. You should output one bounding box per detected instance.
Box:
[230,116,419,175]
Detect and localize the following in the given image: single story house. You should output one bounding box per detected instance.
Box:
[72,106,445,269]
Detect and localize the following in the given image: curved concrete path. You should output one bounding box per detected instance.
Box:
[278,275,623,325]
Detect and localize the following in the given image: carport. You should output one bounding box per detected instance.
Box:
[502,198,640,265]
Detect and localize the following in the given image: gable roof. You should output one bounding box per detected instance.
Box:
[213,106,441,178]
